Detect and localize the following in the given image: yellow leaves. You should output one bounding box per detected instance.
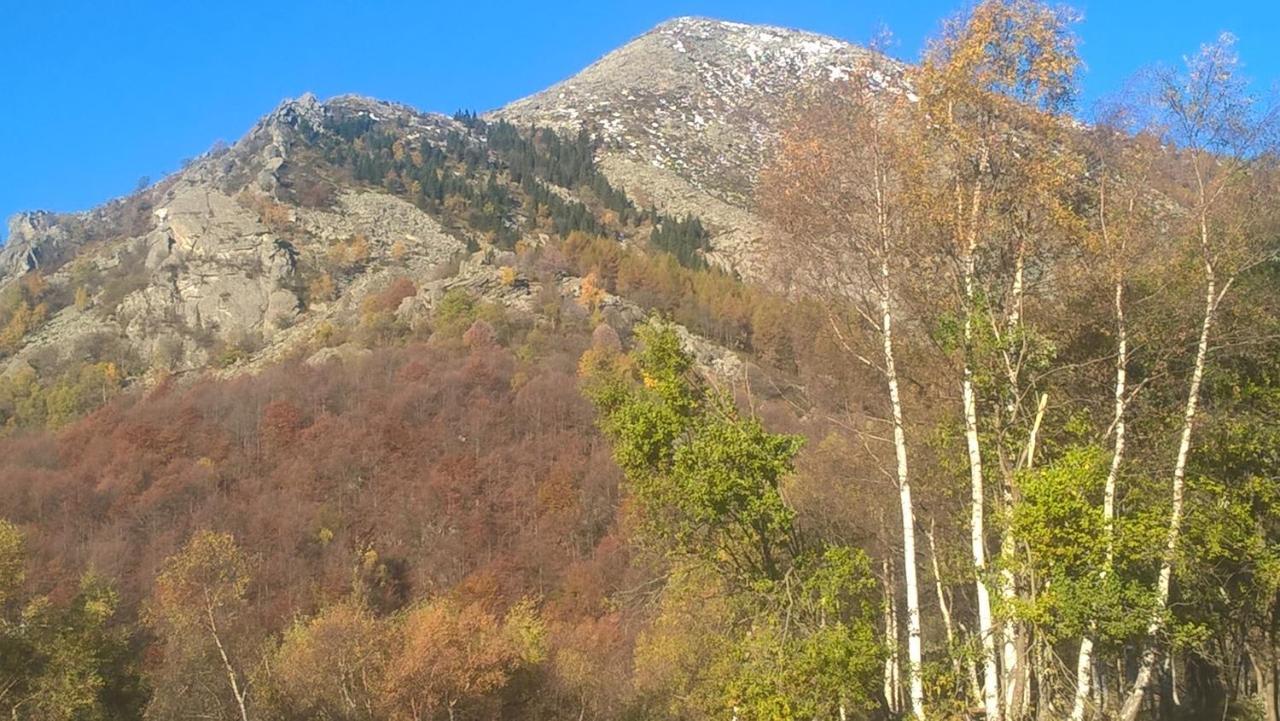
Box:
[920,0,1080,115]
[385,598,543,716]
[0,520,25,606]
[578,271,606,311]
[313,320,338,347]
[148,530,252,636]
[102,362,120,386]
[503,597,548,665]
[260,601,388,719]
[0,300,47,354]
[499,265,518,287]
[74,285,91,311]
[308,272,336,304]
[390,239,408,262]
[20,271,47,301]
[326,233,372,271]
[349,233,372,265]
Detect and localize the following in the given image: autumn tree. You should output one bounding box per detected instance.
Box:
[911,2,1083,717]
[382,599,544,721]
[145,530,257,721]
[1117,34,1280,721]
[1065,101,1165,721]
[760,44,929,718]
[582,321,884,719]
[1176,328,1280,719]
[0,520,142,721]
[259,601,390,721]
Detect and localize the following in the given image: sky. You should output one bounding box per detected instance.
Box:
[3,0,1278,241]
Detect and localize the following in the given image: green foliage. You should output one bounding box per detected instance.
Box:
[319,109,709,264]
[0,520,145,721]
[649,214,709,269]
[0,361,124,433]
[584,321,803,581]
[1009,446,1162,645]
[633,552,883,721]
[583,322,883,719]
[1176,352,1280,657]
[431,287,480,339]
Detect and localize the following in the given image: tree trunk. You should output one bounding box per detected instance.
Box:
[1004,394,1045,720]
[1119,261,1217,721]
[1255,654,1279,721]
[206,601,251,721]
[1071,272,1129,721]
[1000,236,1028,721]
[883,558,902,716]
[962,238,1002,721]
[929,523,982,704]
[880,255,926,720]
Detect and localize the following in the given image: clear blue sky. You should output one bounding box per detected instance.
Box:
[3,0,1277,240]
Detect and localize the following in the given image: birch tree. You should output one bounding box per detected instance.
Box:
[146,530,257,721]
[759,49,929,720]
[912,3,1081,717]
[1067,108,1159,721]
[1119,34,1280,721]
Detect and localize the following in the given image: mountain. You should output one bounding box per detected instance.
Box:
[0,17,880,414]
[497,17,903,276]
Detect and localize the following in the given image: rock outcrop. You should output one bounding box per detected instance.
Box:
[1,211,72,276]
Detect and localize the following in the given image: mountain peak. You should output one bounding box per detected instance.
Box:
[649,15,852,47]
[496,17,884,205]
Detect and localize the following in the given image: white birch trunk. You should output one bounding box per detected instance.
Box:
[881,252,926,720]
[1119,260,1217,721]
[206,602,251,721]
[998,486,1020,720]
[1071,272,1129,721]
[1000,235,1031,721]
[884,559,902,716]
[963,239,1002,721]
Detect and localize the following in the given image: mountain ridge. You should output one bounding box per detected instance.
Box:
[0,16,884,406]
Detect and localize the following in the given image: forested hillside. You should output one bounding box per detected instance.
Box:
[1,1,1279,720]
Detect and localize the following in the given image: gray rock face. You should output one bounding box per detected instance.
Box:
[294,191,463,265]
[1,211,71,276]
[6,19,849,381]
[120,184,298,348]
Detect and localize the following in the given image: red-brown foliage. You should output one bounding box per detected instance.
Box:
[0,331,631,643]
